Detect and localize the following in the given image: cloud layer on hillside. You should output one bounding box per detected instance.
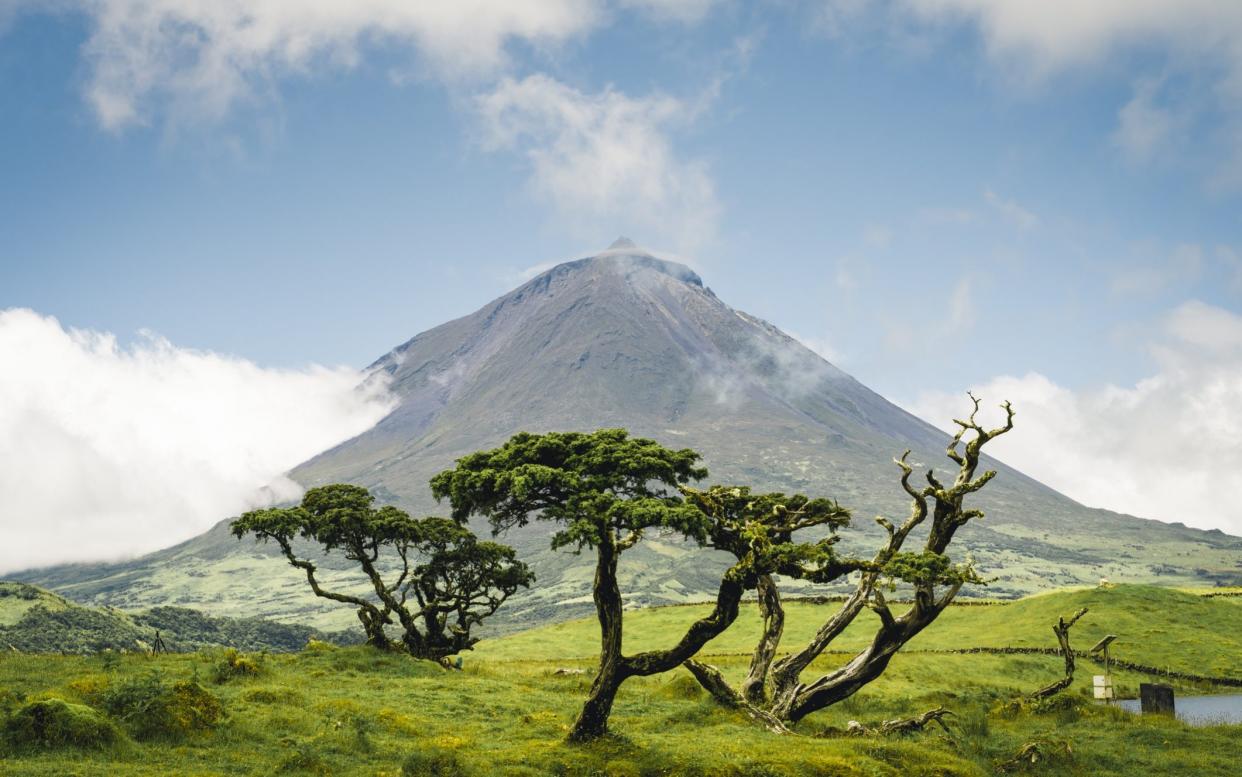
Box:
[0,309,395,572]
[907,300,1242,535]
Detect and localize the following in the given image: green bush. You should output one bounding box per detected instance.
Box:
[276,740,332,774]
[241,686,304,705]
[402,746,474,777]
[101,673,224,740]
[3,697,125,750]
[0,688,24,717]
[659,673,703,700]
[212,648,264,683]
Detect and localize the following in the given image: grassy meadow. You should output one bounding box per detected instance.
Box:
[1,585,1239,776]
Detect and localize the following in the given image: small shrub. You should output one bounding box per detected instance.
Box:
[242,687,304,705]
[602,759,642,777]
[1029,693,1084,715]
[276,740,331,775]
[0,688,25,717]
[340,713,375,754]
[659,674,703,700]
[66,674,111,704]
[728,762,797,777]
[497,767,544,777]
[101,673,224,740]
[956,707,990,741]
[212,648,263,683]
[99,649,122,672]
[3,698,125,750]
[402,746,474,777]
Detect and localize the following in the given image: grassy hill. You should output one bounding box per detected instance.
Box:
[0,582,357,654]
[1,585,1238,776]
[477,584,1242,680]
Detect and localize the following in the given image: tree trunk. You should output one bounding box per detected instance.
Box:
[769,581,871,704]
[740,575,784,705]
[568,532,626,743]
[357,609,391,649]
[774,584,960,723]
[1030,608,1087,700]
[776,634,904,723]
[684,660,793,734]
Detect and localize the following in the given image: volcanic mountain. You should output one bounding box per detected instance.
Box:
[17,241,1240,630]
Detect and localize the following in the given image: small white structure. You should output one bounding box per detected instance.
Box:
[1091,634,1118,702]
[1093,674,1115,700]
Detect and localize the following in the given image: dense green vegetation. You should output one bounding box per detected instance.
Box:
[231,484,532,659]
[0,585,1237,775]
[0,582,356,654]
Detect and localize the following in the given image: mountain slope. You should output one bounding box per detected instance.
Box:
[16,243,1242,632]
[0,581,355,653]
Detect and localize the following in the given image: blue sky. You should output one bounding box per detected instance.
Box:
[2,1,1242,563]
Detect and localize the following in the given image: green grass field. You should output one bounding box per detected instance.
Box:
[1,585,1239,776]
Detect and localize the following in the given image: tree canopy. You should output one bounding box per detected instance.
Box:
[232,484,532,660]
[431,428,709,551]
[432,429,863,741]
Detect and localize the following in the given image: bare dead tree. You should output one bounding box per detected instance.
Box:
[1029,608,1088,700]
[684,395,1014,727]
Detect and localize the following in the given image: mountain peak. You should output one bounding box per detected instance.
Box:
[526,245,704,289]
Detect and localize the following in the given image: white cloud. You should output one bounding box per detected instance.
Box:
[8,0,730,130]
[0,309,396,573]
[32,0,599,129]
[1217,245,1242,295]
[901,1,1242,182]
[904,1,1242,76]
[619,0,719,24]
[475,74,720,255]
[1112,77,1182,164]
[983,188,1038,230]
[789,331,843,365]
[947,277,973,330]
[905,300,1242,535]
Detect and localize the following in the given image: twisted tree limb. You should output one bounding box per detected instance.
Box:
[843,706,954,736]
[683,660,794,734]
[1030,607,1088,700]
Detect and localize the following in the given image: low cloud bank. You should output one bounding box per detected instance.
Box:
[906,300,1242,536]
[0,309,395,573]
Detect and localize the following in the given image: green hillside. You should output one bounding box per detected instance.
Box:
[0,582,356,654]
[1,586,1238,776]
[477,584,1242,680]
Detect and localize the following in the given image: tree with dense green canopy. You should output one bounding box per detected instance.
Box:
[430,428,862,741]
[231,484,532,661]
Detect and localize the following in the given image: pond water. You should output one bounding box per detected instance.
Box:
[1115,693,1242,726]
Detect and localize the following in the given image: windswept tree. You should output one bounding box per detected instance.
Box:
[231,484,533,661]
[684,395,1013,727]
[430,429,861,742]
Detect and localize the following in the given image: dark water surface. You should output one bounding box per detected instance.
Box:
[1115,693,1242,725]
